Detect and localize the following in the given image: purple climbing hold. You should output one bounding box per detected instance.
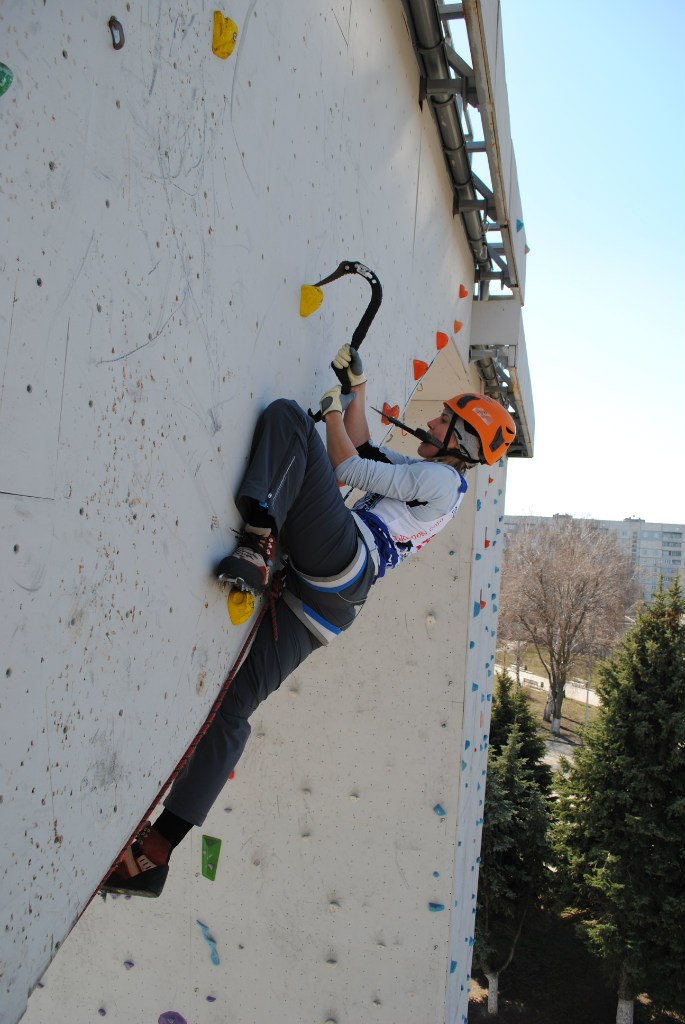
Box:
[159,1014,188,1024]
[123,960,135,970]
[98,1011,107,1018]
[206,996,217,1003]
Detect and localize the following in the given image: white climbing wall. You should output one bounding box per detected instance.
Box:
[1,3,528,1023]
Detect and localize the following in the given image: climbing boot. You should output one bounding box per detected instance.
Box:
[100,823,171,899]
[216,527,276,595]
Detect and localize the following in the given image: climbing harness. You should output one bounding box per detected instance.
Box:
[301,260,383,420]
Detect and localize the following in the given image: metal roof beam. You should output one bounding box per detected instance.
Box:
[437,3,465,19]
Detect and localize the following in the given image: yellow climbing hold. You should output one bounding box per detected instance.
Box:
[212,12,238,59]
[299,285,324,318]
[227,588,256,625]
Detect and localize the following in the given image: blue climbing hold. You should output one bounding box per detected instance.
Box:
[450,960,458,974]
[196,921,220,966]
[428,902,445,912]
[516,218,524,232]
[433,803,446,817]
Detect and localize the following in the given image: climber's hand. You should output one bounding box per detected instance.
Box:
[319,385,356,419]
[332,344,367,387]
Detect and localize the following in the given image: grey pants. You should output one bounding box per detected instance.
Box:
[164,400,373,826]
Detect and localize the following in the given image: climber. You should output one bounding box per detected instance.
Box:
[102,344,516,897]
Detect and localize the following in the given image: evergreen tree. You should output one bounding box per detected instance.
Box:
[474,725,551,1013]
[488,670,518,753]
[490,671,552,794]
[554,580,685,1023]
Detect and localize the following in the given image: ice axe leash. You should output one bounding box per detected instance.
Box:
[371,406,443,450]
[301,260,383,421]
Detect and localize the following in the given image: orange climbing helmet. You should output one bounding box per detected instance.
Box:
[443,393,516,465]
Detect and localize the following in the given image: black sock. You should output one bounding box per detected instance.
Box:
[245,500,277,534]
[154,809,194,849]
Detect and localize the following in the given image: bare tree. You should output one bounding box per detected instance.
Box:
[499,517,636,736]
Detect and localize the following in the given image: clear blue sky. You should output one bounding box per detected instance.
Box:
[499,1,685,524]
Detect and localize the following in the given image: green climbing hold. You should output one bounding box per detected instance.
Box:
[201,834,222,881]
[0,63,13,97]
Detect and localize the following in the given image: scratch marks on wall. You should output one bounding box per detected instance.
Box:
[229,1,259,192]
[412,132,423,259]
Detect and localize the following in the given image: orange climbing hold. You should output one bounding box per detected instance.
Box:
[381,402,400,425]
[436,331,449,350]
[453,320,463,334]
[488,475,494,485]
[459,284,469,298]
[413,359,429,380]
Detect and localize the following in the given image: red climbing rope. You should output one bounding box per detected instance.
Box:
[80,572,283,913]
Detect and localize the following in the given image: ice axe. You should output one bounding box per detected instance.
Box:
[301,260,383,421]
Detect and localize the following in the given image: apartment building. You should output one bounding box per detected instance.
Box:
[503,515,684,603]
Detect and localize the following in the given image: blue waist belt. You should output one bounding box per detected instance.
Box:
[353,508,398,580]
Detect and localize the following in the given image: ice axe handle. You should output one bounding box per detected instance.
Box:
[332,362,352,395]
